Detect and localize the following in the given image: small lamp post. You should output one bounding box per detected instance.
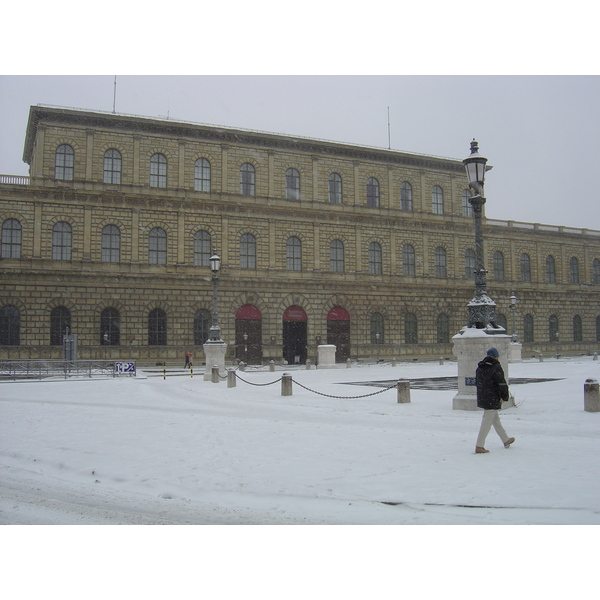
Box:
[243,331,248,362]
[510,293,518,342]
[103,331,109,360]
[208,250,222,342]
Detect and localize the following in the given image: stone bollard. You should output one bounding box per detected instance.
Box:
[539,354,544,362]
[584,378,600,412]
[306,359,311,370]
[270,360,275,372]
[281,373,293,396]
[227,369,236,388]
[439,357,444,365]
[346,358,352,368]
[397,379,411,404]
[211,365,220,383]
[239,361,246,371]
[392,358,397,367]
[594,352,598,361]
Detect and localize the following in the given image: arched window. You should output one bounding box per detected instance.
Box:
[0,305,20,345]
[366,177,380,208]
[330,239,345,273]
[149,227,167,264]
[285,168,300,200]
[1,219,22,259]
[150,153,167,188]
[402,244,415,276]
[493,251,505,281]
[496,313,507,331]
[286,236,302,271]
[462,189,473,217]
[52,222,72,260]
[55,144,74,180]
[194,158,211,192]
[50,306,71,346]
[546,255,556,283]
[194,230,211,267]
[240,163,255,196]
[103,149,122,184]
[101,308,120,346]
[432,185,444,214]
[570,257,580,284]
[549,315,559,342]
[328,173,342,204]
[434,247,447,278]
[370,312,384,344]
[520,253,531,282]
[101,225,120,263]
[404,313,418,344]
[240,233,256,269]
[593,258,600,284]
[524,314,534,343]
[465,248,476,279]
[148,308,167,346]
[400,182,412,211]
[368,242,382,275]
[573,315,583,342]
[437,313,450,344]
[194,309,211,345]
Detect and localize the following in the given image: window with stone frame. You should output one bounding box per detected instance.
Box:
[52,222,72,261]
[149,227,167,264]
[400,181,412,211]
[1,218,21,259]
[150,153,167,188]
[402,244,415,276]
[432,185,444,214]
[366,177,380,208]
[285,168,300,200]
[493,251,505,281]
[240,163,255,196]
[368,242,382,275]
[330,239,345,272]
[328,173,342,204]
[103,149,122,184]
[434,247,447,278]
[55,144,74,180]
[546,255,556,283]
[286,236,302,271]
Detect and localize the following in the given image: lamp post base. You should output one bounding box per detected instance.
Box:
[203,340,227,381]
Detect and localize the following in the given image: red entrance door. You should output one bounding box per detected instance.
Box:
[282,305,308,364]
[327,306,350,362]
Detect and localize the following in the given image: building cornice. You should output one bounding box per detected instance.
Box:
[23,105,465,174]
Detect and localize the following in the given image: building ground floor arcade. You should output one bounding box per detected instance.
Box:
[2,270,599,365]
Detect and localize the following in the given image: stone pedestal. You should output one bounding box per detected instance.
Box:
[452,328,514,411]
[317,345,336,368]
[509,341,522,363]
[203,341,227,381]
[584,379,600,412]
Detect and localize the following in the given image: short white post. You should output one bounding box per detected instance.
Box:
[281,373,293,396]
[211,365,219,383]
[584,379,600,412]
[227,369,236,388]
[270,360,275,372]
[397,379,411,404]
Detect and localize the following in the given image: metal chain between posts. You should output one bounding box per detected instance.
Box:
[234,372,283,386]
[292,378,397,399]
[232,370,397,398]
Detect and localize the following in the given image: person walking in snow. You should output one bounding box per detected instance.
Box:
[475,347,515,454]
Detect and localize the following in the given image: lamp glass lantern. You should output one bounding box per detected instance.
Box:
[463,139,488,194]
[210,252,221,273]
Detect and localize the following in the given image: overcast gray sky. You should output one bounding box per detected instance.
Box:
[2,4,598,230]
[1,75,598,230]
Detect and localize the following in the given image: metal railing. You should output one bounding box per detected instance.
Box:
[1,360,119,380]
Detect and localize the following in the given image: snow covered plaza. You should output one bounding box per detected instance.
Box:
[2,355,599,526]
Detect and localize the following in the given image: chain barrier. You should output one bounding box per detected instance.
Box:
[292,378,397,399]
[231,370,397,398]
[234,372,283,387]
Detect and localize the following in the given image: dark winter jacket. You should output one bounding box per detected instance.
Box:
[476,355,509,410]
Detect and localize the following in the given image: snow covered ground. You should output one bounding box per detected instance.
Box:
[2,356,599,595]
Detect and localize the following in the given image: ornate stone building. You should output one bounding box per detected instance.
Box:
[1,105,599,363]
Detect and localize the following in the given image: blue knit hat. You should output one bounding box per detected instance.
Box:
[487,347,500,358]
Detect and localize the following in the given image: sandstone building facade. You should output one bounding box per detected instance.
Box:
[1,106,599,363]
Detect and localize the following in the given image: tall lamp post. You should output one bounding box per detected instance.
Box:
[208,250,222,342]
[510,293,518,342]
[462,139,501,332]
[452,140,512,410]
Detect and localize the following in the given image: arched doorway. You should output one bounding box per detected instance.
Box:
[327,306,350,362]
[282,305,307,364]
[235,304,262,364]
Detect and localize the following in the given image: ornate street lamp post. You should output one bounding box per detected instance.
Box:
[510,293,518,342]
[208,250,222,342]
[462,140,502,332]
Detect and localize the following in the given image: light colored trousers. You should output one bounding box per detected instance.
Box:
[476,409,509,447]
